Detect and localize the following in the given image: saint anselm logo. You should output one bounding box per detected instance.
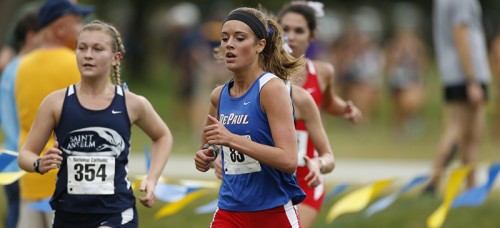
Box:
[61,127,125,157]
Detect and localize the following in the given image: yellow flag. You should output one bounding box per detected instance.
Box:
[132,175,175,191]
[155,189,208,219]
[325,179,393,223]
[132,179,141,191]
[427,166,470,228]
[0,171,26,185]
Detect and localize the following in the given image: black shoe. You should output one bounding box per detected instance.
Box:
[422,184,436,196]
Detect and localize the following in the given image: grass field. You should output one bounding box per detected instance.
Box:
[1,61,499,227]
[2,184,499,227]
[135,186,500,228]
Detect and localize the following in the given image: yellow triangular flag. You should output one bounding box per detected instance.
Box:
[0,171,26,185]
[132,175,176,191]
[326,179,393,223]
[132,179,141,191]
[154,189,208,219]
[427,166,470,228]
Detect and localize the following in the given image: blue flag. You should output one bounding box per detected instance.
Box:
[28,198,52,212]
[323,183,349,205]
[155,182,201,203]
[0,150,19,172]
[195,199,218,214]
[365,175,427,217]
[452,163,500,208]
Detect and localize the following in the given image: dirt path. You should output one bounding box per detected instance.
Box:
[129,154,499,189]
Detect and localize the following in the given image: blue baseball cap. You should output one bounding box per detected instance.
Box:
[38,0,95,28]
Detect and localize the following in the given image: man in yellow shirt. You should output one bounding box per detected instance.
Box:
[15,1,94,227]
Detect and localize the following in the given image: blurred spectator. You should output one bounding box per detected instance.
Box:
[0,10,40,228]
[384,27,428,137]
[190,18,230,136]
[334,26,383,125]
[163,3,230,136]
[309,8,343,63]
[0,0,41,74]
[164,2,202,100]
[14,1,93,227]
[425,0,491,194]
[0,1,90,76]
[489,32,500,139]
[0,42,15,75]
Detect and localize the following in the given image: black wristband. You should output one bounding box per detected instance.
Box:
[33,158,44,175]
[203,144,219,159]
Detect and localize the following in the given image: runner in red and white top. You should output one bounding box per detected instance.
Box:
[278,3,363,228]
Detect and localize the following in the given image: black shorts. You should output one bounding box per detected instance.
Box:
[444,84,488,102]
[53,207,138,228]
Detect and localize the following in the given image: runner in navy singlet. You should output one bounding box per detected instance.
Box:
[18,20,173,228]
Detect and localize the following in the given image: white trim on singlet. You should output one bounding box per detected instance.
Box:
[125,164,131,190]
[285,81,292,93]
[68,85,75,96]
[117,86,123,96]
[259,73,278,91]
[306,59,316,75]
[68,85,124,97]
[69,85,124,96]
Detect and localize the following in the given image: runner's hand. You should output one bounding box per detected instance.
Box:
[204,115,233,146]
[39,141,63,173]
[194,146,216,172]
[343,100,362,124]
[139,179,156,208]
[304,156,322,187]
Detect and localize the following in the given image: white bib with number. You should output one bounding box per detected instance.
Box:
[223,135,261,175]
[296,130,308,167]
[67,156,115,195]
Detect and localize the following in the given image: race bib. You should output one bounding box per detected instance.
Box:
[296,130,308,166]
[223,135,262,175]
[67,156,115,195]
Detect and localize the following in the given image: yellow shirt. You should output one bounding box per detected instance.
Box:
[15,48,80,200]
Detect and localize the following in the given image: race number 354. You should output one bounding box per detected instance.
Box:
[73,163,107,181]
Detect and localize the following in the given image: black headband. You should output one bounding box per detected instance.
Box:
[224,10,267,40]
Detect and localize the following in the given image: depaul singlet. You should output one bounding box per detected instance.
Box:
[52,85,135,213]
[217,72,305,212]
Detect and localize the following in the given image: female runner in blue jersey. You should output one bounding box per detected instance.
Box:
[18,20,173,228]
[194,7,307,228]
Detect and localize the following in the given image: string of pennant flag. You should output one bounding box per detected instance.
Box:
[1,148,499,228]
